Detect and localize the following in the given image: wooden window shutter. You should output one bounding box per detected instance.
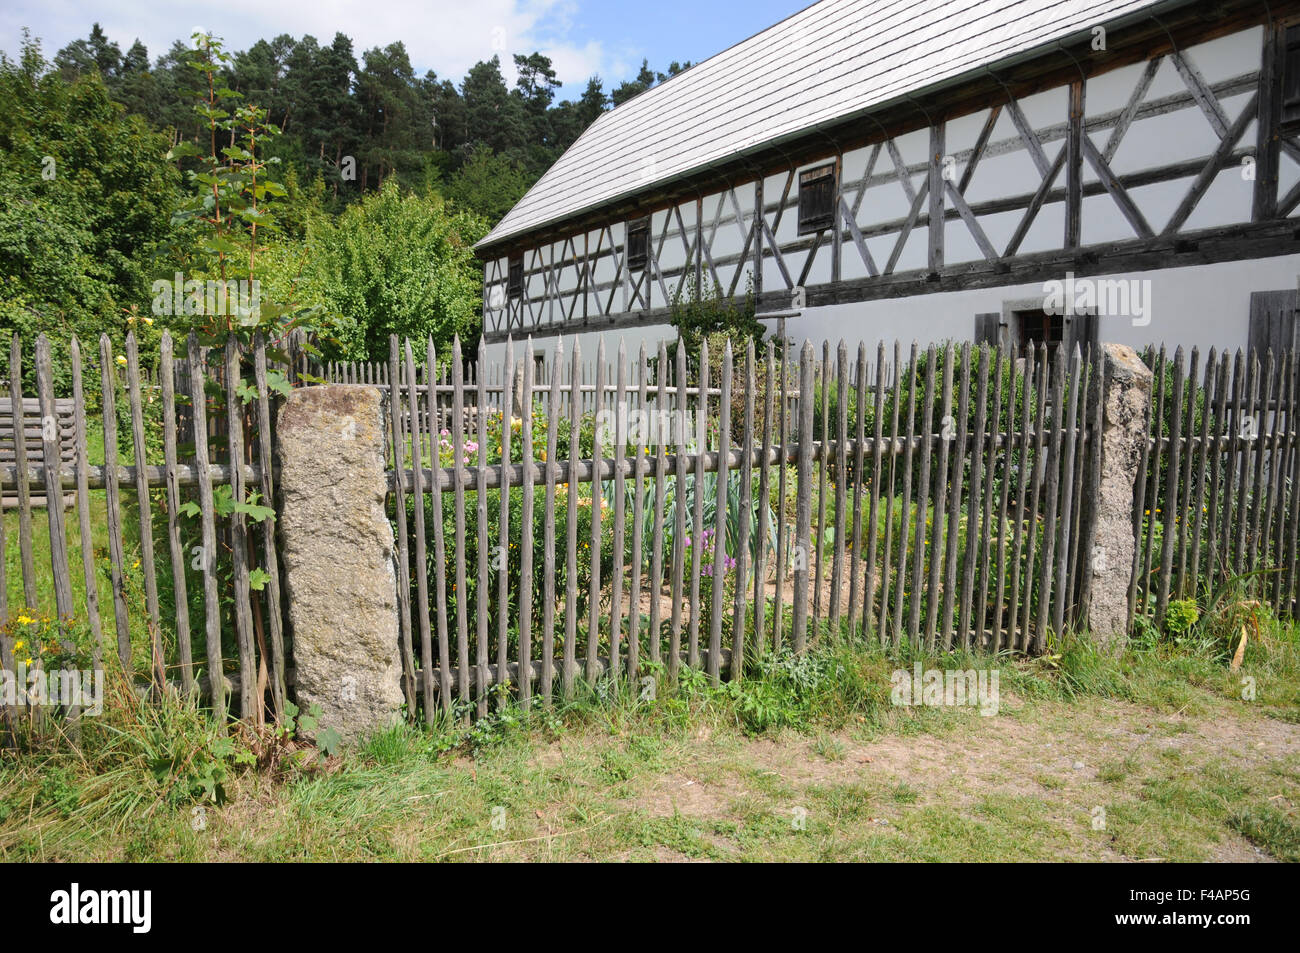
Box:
[626,217,650,273]
[798,163,837,235]
[1248,289,1299,362]
[507,255,524,299]
[1284,24,1300,128]
[974,312,1001,348]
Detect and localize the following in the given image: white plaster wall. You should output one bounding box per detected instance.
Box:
[772,255,1300,357]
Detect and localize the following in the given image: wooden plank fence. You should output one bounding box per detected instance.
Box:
[0,331,300,736]
[1132,345,1300,621]
[379,333,1123,720]
[4,327,1296,735]
[0,397,76,508]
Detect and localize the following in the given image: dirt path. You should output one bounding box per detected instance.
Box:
[10,678,1295,862]
[521,693,1300,862]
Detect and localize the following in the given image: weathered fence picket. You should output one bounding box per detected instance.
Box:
[3,331,1296,737]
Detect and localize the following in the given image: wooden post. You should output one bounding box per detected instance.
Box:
[69,338,104,664]
[404,341,435,722]
[34,336,75,631]
[1253,21,1282,222]
[793,342,815,652]
[186,335,223,715]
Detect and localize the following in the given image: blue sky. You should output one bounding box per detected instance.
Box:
[2,0,815,98]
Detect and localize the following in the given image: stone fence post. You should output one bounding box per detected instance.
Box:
[1080,343,1153,649]
[277,385,404,743]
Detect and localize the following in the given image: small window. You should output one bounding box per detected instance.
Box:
[507,255,524,299]
[1284,23,1300,130]
[626,217,650,273]
[1013,308,1065,362]
[798,162,837,235]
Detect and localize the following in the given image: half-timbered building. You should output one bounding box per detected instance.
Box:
[474,0,1300,360]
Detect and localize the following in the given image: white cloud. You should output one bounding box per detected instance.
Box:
[1,0,623,96]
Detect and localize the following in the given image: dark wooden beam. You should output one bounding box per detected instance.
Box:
[1252,20,1283,222]
[1163,90,1258,234]
[1005,147,1066,257]
[1104,55,1162,162]
[484,218,1300,344]
[1065,79,1085,250]
[945,179,1000,261]
[928,123,945,273]
[886,177,929,275]
[958,104,1001,194]
[1081,134,1155,239]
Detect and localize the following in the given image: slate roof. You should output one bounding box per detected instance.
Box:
[477,0,1178,253]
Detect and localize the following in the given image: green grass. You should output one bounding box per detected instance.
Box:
[1,619,1296,862]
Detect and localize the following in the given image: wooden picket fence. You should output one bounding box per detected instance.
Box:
[4,328,1296,734]
[0,331,309,733]
[376,334,1117,719]
[1132,345,1300,624]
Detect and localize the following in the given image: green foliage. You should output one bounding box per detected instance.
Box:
[443,145,530,221]
[165,32,314,341]
[669,274,762,360]
[1164,598,1200,637]
[43,23,692,211]
[1228,804,1300,862]
[0,33,178,393]
[287,180,487,360]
